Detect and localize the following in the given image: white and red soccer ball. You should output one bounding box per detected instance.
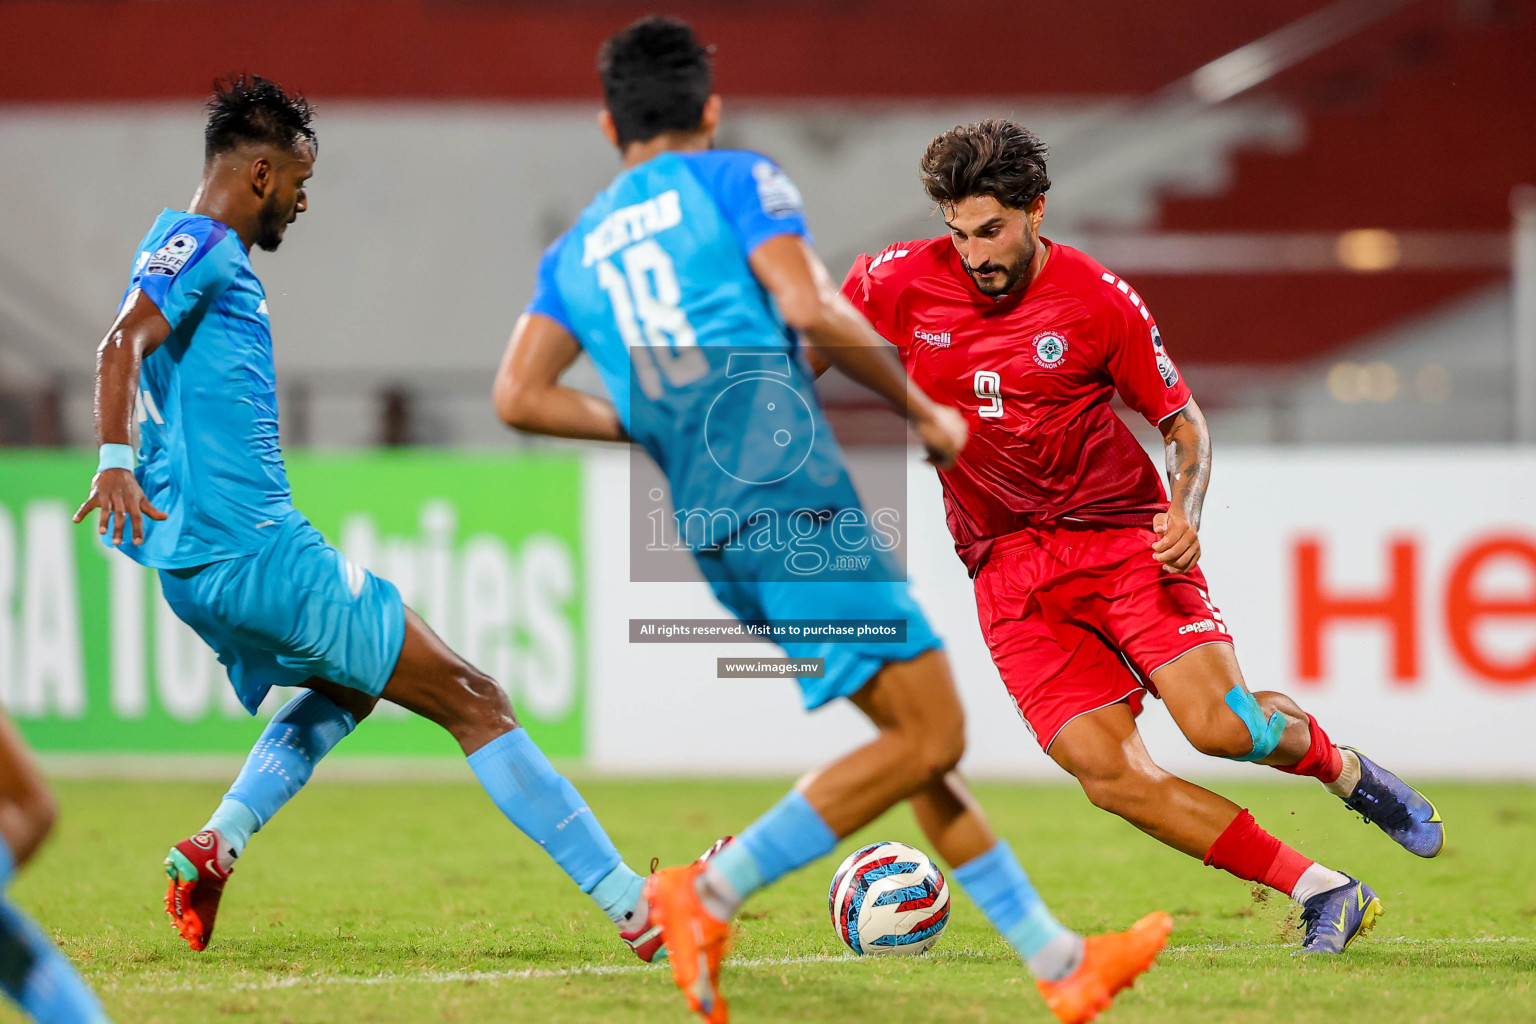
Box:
[828,841,950,956]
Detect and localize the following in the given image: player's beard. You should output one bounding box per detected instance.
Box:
[963,234,1037,297]
[254,195,293,253]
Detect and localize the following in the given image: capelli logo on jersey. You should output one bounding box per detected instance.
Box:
[914,328,952,348]
[1179,618,1217,635]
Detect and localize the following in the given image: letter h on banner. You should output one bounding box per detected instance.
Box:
[1294,536,1418,685]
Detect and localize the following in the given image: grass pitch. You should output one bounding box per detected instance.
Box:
[10,775,1535,1023]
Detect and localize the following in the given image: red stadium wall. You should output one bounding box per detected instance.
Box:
[1143,1,1536,364]
[0,0,1332,102]
[3,0,1530,368]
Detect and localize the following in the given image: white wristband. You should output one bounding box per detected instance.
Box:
[97,443,135,473]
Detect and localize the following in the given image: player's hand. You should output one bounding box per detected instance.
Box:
[1151,511,1200,574]
[913,403,968,469]
[73,468,167,546]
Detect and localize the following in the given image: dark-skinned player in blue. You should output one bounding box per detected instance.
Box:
[73,75,663,962]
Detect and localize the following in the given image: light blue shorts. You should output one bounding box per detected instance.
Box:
[158,514,406,714]
[695,543,943,709]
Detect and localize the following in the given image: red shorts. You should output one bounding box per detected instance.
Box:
[973,522,1234,752]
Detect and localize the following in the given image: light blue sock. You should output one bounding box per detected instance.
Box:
[951,841,1081,980]
[0,835,12,889]
[203,800,261,855]
[589,864,647,927]
[467,729,642,922]
[701,791,838,917]
[217,690,358,856]
[0,899,114,1023]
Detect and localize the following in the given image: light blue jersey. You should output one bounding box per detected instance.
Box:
[529,150,865,532]
[111,210,403,712]
[527,150,940,707]
[530,149,810,426]
[116,210,293,569]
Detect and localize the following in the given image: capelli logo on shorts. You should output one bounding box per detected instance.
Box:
[1179,618,1217,635]
[914,328,952,348]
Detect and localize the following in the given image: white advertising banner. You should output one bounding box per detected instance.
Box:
[583,447,1536,779]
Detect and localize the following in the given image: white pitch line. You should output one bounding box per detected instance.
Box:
[107,937,1534,995]
[109,955,837,994]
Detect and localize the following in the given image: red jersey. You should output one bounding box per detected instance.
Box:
[840,237,1192,575]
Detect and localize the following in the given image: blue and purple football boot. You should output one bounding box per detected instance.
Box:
[1339,746,1445,858]
[1295,876,1384,955]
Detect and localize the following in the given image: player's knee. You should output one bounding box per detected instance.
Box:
[331,688,380,724]
[908,715,966,783]
[5,786,58,866]
[1189,687,1286,761]
[1187,714,1256,761]
[1075,764,1150,817]
[455,666,516,729]
[1078,774,1125,814]
[930,720,967,778]
[411,660,517,744]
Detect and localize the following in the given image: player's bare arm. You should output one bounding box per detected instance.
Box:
[748,234,967,468]
[493,312,628,442]
[1151,399,1210,574]
[804,344,831,378]
[72,288,170,546]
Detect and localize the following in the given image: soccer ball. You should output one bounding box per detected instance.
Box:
[827,840,950,956]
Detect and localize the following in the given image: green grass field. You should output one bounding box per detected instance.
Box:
[9,775,1534,1023]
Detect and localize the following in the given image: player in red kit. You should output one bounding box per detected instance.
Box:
[838,119,1445,956]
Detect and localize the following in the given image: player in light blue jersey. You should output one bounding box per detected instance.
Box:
[493,18,1169,1024]
[72,76,665,963]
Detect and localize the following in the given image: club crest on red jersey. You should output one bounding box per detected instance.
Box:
[1032,331,1068,369]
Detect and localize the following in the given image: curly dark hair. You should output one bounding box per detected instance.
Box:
[598,16,713,146]
[920,119,1050,211]
[204,74,316,161]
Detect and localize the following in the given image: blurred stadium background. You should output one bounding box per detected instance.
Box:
[1,0,1535,782]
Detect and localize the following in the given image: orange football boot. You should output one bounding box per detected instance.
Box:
[1035,911,1172,1024]
[644,862,733,1024]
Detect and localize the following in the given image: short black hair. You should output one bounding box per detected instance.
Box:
[204,74,317,162]
[921,119,1051,211]
[597,17,713,146]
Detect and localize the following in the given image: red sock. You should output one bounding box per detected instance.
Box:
[1204,809,1314,897]
[1269,714,1343,783]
